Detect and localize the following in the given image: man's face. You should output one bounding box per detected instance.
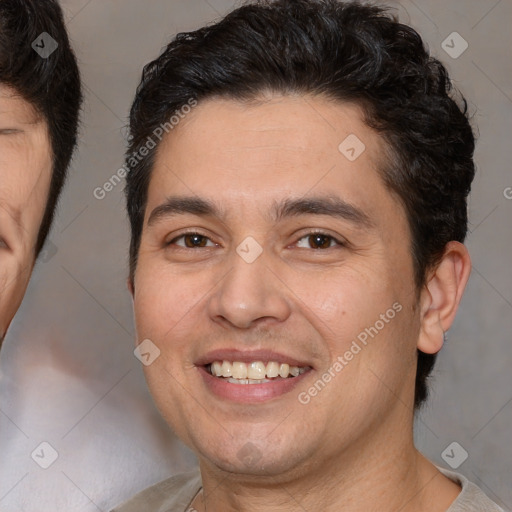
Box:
[0,86,52,343]
[133,95,422,479]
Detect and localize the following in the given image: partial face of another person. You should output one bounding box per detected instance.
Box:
[132,95,430,479]
[0,86,52,343]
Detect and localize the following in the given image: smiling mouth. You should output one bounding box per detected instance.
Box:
[206,360,309,384]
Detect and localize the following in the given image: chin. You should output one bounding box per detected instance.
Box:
[195,435,312,479]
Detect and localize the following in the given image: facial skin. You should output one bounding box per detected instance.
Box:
[132,95,471,511]
[0,85,52,345]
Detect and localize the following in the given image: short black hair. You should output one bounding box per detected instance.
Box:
[125,0,476,408]
[0,0,82,255]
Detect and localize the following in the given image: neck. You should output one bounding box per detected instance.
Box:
[193,415,460,512]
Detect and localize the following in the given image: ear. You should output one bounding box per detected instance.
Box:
[417,241,471,354]
[127,277,134,298]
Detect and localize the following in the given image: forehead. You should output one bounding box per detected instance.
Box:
[0,85,41,124]
[146,94,395,220]
[157,94,378,160]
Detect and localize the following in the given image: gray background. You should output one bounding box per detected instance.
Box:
[0,0,511,510]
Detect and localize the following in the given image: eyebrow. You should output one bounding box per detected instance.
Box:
[147,195,374,230]
[0,128,24,135]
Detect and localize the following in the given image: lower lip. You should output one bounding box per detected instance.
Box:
[198,366,311,403]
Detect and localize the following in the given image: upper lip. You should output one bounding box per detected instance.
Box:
[196,349,311,368]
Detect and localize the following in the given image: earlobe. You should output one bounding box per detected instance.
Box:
[417,241,472,355]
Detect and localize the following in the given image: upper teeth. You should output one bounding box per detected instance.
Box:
[210,360,305,380]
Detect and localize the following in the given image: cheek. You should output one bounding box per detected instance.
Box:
[0,258,31,331]
[4,150,53,235]
[289,267,391,340]
[292,265,416,399]
[133,266,207,349]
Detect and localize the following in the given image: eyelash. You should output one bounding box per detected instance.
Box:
[166,230,346,250]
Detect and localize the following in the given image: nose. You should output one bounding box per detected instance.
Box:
[207,241,292,330]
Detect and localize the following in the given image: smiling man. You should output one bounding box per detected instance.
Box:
[0,0,82,347]
[114,1,501,511]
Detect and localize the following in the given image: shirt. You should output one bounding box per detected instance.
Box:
[111,466,504,512]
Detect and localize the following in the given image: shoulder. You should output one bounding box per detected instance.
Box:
[438,467,504,512]
[111,468,202,512]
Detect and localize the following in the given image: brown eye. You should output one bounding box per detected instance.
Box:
[296,232,343,250]
[308,234,332,249]
[183,234,208,247]
[168,232,215,248]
